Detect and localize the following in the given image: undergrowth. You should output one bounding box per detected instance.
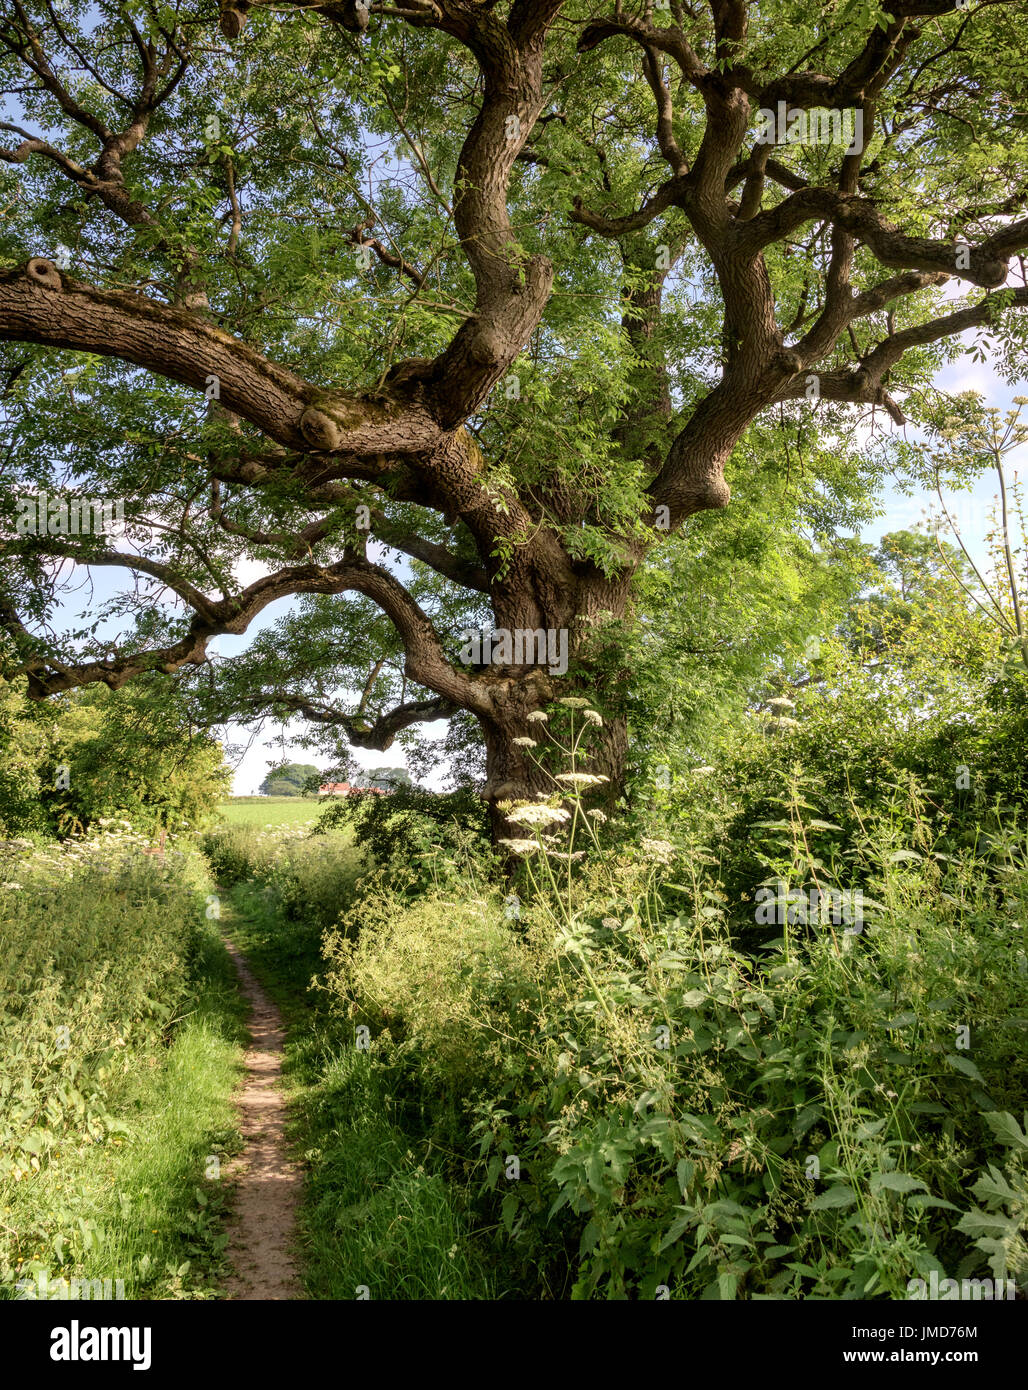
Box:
[0,829,245,1300]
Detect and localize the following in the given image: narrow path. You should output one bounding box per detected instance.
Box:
[221,935,303,1300]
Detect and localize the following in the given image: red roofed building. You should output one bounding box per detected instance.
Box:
[318,781,389,796]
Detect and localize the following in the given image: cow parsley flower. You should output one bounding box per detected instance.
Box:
[506,804,571,827]
[641,838,676,863]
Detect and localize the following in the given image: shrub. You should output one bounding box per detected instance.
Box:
[0,829,211,1185]
[202,822,363,929]
[324,880,544,1090]
[315,785,493,892]
[0,676,230,839]
[0,828,234,1297]
[319,774,1028,1299]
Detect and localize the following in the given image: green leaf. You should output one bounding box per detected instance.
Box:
[812,1185,857,1210]
[854,1118,887,1140]
[676,1159,695,1196]
[981,1111,1028,1150]
[869,1172,928,1196]
[945,1054,985,1083]
[658,1212,693,1252]
[956,1209,1015,1240]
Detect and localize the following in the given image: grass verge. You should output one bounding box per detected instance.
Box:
[221,877,506,1300]
[2,841,247,1302]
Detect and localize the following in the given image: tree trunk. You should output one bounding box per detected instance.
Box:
[477,570,634,844]
[480,701,628,845]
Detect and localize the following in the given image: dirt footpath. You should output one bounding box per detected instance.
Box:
[222,938,303,1300]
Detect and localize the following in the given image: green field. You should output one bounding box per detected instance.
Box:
[218,797,323,826]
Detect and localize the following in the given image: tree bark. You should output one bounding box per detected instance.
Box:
[475,569,634,838]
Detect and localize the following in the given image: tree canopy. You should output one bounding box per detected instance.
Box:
[258,758,320,793]
[2,0,1028,833]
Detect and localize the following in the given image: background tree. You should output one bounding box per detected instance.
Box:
[363,765,411,790]
[258,759,322,795]
[2,0,1028,839]
[923,396,1028,670]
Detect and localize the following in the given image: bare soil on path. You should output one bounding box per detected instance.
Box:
[222,936,303,1300]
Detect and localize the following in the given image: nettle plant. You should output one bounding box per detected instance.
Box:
[465,761,1028,1298]
[2,0,1028,841]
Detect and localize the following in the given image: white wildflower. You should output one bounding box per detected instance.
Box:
[505,804,571,827]
[512,737,537,747]
[498,839,540,856]
[641,838,676,863]
[582,709,603,726]
[557,697,590,708]
[526,710,549,723]
[555,772,609,786]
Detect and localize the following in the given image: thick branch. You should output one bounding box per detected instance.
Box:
[9,548,481,712]
[239,690,458,749]
[0,260,442,456]
[777,287,1028,423]
[733,189,1020,289]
